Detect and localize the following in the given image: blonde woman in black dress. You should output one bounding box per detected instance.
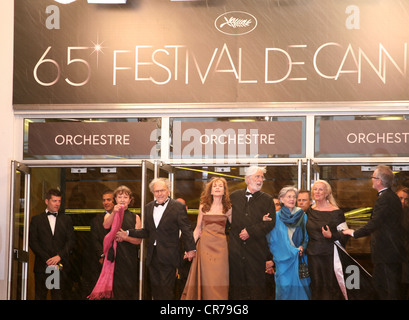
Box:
[306,180,349,300]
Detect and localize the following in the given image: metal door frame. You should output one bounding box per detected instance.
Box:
[139,160,155,300]
[8,161,31,300]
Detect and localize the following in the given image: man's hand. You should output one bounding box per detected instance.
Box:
[184,250,196,261]
[46,255,61,266]
[342,228,355,237]
[239,228,250,241]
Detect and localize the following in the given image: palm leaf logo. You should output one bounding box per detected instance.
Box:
[220,17,252,29]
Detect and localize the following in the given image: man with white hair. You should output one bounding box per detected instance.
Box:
[125,178,196,300]
[228,166,276,300]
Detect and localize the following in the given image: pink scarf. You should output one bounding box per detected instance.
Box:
[88,206,125,300]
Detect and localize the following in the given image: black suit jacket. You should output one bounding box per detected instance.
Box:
[29,211,76,273]
[229,189,276,254]
[228,188,275,299]
[354,188,404,264]
[128,198,195,268]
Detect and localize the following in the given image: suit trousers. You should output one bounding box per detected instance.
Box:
[149,246,177,300]
[34,270,67,300]
[373,262,402,300]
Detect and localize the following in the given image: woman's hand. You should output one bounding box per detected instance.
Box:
[113,204,124,213]
[193,228,201,243]
[263,213,272,221]
[322,225,332,238]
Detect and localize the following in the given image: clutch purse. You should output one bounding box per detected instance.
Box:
[299,254,310,279]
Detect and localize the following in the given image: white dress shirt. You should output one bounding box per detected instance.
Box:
[46,209,58,235]
[153,199,169,245]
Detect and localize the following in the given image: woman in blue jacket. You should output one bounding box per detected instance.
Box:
[265,186,311,300]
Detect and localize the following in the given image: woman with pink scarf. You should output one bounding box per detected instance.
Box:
[88,185,141,300]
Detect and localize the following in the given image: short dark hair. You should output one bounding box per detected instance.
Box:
[45,188,62,200]
[298,189,311,200]
[102,189,114,196]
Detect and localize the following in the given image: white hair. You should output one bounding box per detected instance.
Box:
[149,177,170,193]
[278,186,298,202]
[245,166,266,184]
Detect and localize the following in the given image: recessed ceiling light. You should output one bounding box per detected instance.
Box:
[87,0,127,3]
[54,0,77,4]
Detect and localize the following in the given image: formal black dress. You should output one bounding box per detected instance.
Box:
[112,209,140,300]
[306,207,348,300]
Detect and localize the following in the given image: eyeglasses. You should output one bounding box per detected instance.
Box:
[153,189,167,194]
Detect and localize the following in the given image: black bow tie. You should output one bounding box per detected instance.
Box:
[47,212,58,217]
[154,199,169,207]
[246,192,253,196]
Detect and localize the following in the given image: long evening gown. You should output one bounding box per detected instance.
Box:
[113,210,140,300]
[306,207,347,300]
[181,214,229,300]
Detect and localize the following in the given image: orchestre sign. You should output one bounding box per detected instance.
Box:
[172,121,303,161]
[319,120,409,156]
[27,122,158,156]
[13,0,409,106]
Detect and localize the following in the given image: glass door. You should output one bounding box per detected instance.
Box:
[8,161,31,300]
[171,164,302,211]
[17,164,153,300]
[10,161,304,300]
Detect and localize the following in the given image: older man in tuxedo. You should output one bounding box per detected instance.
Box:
[123,178,196,300]
[343,165,404,299]
[29,188,75,300]
[228,166,276,300]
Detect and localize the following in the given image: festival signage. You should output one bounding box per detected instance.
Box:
[319,120,409,156]
[13,0,409,106]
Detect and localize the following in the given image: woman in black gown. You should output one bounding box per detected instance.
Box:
[306,180,349,300]
[104,185,141,299]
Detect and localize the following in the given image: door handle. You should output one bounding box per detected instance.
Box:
[13,249,29,263]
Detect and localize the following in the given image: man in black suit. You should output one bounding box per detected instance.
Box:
[228,166,276,300]
[343,165,404,299]
[29,188,75,300]
[123,178,196,300]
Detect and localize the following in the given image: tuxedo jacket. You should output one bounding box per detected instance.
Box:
[128,198,195,268]
[354,188,404,264]
[229,189,276,253]
[29,211,76,273]
[228,188,276,299]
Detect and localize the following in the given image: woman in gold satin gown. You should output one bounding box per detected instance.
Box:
[181,177,232,300]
